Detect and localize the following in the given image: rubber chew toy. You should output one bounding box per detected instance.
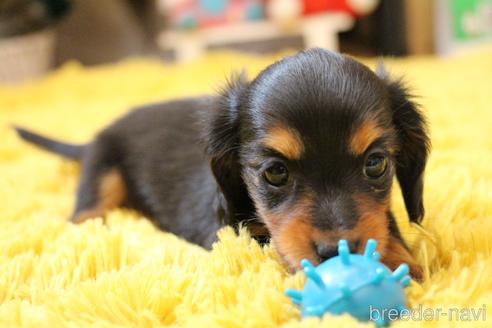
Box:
[285,239,410,327]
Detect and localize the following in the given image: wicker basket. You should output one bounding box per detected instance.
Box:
[0,29,55,85]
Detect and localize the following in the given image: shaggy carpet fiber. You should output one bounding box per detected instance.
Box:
[1,48,491,327]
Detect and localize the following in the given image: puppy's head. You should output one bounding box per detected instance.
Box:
[206,49,429,275]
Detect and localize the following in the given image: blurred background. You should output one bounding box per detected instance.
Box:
[0,0,491,84]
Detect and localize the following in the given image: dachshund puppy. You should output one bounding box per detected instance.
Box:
[16,48,429,278]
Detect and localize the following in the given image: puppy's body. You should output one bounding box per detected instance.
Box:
[17,49,429,278]
[19,98,222,248]
[88,99,222,247]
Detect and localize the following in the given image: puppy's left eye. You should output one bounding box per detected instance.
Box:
[263,162,289,186]
[364,153,388,179]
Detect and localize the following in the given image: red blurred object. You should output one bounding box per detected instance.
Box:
[302,0,380,16]
[303,0,355,15]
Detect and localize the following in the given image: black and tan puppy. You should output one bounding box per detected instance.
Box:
[16,49,429,278]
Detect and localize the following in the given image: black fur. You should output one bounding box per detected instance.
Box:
[15,126,84,160]
[387,80,430,223]
[205,73,256,228]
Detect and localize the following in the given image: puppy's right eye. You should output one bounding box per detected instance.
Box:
[364,152,388,179]
[263,162,289,186]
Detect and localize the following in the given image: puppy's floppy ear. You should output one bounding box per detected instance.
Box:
[205,72,255,227]
[377,64,430,224]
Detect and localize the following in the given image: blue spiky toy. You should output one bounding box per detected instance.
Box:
[285,239,410,327]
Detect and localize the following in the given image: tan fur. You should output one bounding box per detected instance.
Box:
[354,194,422,279]
[260,196,316,269]
[275,216,316,269]
[382,236,423,280]
[263,126,304,160]
[73,168,127,223]
[352,194,390,255]
[246,222,269,238]
[349,119,384,155]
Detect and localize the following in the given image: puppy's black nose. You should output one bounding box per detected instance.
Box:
[315,239,360,262]
[315,243,339,262]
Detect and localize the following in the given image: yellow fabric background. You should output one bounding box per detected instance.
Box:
[0,49,491,327]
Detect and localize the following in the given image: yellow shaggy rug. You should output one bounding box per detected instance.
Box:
[1,48,492,327]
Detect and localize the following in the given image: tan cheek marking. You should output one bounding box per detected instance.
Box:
[353,193,421,279]
[262,126,304,160]
[258,196,317,269]
[382,236,423,281]
[349,119,384,155]
[274,216,316,270]
[73,168,127,224]
[352,193,390,255]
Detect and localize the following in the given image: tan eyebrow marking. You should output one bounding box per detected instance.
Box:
[262,125,304,160]
[349,119,384,155]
